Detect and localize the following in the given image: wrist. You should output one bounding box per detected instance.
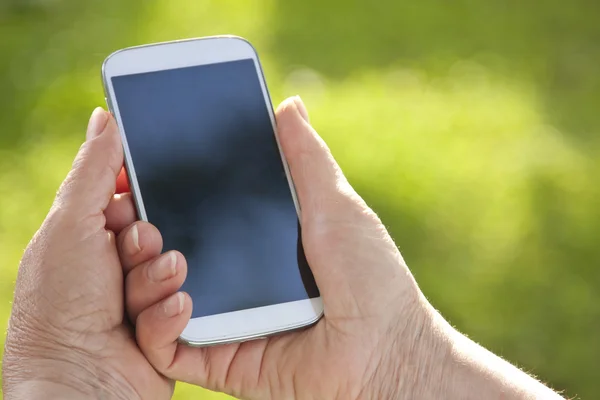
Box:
[399,307,565,400]
[363,297,453,400]
[395,303,454,399]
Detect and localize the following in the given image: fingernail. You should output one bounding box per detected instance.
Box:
[293,96,309,123]
[162,292,185,318]
[148,252,177,282]
[130,225,141,253]
[86,107,109,140]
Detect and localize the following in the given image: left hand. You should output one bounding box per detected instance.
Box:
[2,108,173,399]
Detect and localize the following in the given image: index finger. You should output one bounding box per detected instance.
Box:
[116,166,131,194]
[104,192,137,234]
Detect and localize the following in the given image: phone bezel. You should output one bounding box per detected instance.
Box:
[102,36,323,346]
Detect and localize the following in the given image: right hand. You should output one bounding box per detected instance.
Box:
[119,96,440,400]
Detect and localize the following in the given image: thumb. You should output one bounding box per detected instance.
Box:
[54,107,123,222]
[276,96,356,220]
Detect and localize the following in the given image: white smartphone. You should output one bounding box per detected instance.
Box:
[102,36,323,346]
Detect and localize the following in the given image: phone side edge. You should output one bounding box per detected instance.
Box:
[101,54,148,222]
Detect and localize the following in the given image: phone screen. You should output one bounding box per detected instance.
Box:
[112,59,319,319]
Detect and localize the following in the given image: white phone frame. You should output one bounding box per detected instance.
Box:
[102,36,323,346]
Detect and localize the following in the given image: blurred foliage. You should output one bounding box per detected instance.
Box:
[1,0,599,398]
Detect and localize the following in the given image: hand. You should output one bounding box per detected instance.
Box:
[120,97,439,400]
[2,109,173,399]
[123,97,565,400]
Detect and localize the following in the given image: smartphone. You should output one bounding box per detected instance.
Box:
[102,36,322,346]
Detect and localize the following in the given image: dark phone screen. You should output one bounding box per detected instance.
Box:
[112,59,319,319]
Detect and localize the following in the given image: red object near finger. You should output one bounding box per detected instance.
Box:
[116,167,130,194]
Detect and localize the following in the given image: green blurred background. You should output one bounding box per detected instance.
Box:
[1,0,599,398]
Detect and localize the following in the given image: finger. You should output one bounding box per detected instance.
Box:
[126,250,187,323]
[275,96,358,219]
[276,97,392,303]
[104,192,137,234]
[136,292,196,379]
[135,291,229,391]
[54,108,122,220]
[117,221,163,274]
[116,166,130,194]
[137,294,292,396]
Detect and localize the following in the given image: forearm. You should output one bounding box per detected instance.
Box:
[441,327,563,399]
[424,311,563,400]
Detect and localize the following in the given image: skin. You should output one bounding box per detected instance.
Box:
[2,99,564,399]
[2,108,172,399]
